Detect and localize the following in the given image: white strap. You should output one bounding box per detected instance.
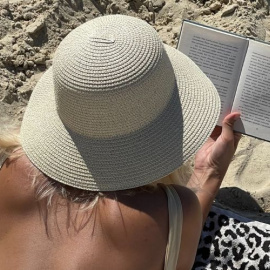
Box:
[163,185,183,270]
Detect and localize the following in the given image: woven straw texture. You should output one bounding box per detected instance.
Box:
[20,15,220,191]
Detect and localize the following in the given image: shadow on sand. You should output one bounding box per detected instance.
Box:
[215,187,270,224]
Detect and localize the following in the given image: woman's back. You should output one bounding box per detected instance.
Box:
[0,155,201,270]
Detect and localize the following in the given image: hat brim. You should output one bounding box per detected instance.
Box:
[20,45,220,191]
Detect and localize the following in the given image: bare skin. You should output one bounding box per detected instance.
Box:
[188,112,242,223]
[0,113,240,270]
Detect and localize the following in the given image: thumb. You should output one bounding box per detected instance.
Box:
[222,112,240,141]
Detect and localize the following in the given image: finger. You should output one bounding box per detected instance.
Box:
[222,112,241,141]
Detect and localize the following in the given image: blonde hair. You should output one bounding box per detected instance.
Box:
[0,119,21,157]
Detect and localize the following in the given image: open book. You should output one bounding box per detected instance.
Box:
[177,20,270,142]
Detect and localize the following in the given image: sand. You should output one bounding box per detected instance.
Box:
[1,0,270,222]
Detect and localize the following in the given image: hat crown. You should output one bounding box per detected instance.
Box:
[53,15,176,138]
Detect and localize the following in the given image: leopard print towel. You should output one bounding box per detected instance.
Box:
[193,206,270,270]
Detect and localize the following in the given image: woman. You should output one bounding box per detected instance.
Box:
[0,15,241,269]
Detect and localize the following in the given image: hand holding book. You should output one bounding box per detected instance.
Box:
[188,112,241,222]
[193,112,241,181]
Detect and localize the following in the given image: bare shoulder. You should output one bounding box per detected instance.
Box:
[171,185,201,214]
[0,155,37,212]
[171,185,202,270]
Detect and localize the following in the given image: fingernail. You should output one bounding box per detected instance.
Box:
[233,114,240,121]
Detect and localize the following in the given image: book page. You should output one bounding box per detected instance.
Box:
[177,21,248,125]
[232,40,270,141]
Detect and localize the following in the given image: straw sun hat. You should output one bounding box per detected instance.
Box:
[21,15,220,191]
